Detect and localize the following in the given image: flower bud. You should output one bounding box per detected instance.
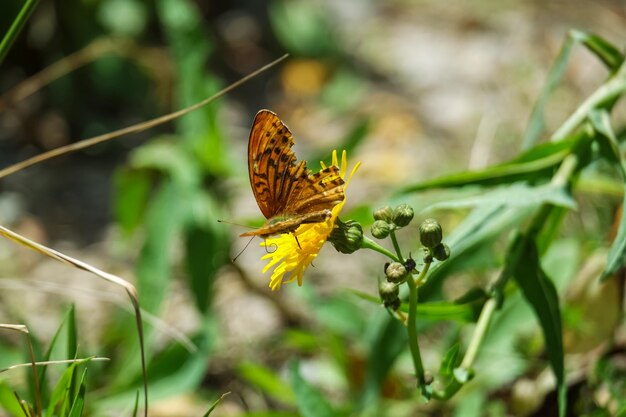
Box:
[329,219,363,254]
[392,203,414,227]
[385,262,408,283]
[379,280,400,309]
[371,220,391,239]
[433,243,450,261]
[373,206,394,223]
[419,218,442,248]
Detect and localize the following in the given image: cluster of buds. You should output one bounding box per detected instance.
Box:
[374,204,450,310]
[371,203,414,239]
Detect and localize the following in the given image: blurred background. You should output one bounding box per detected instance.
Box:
[0,0,625,416]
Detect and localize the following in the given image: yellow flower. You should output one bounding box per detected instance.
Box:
[260,150,360,291]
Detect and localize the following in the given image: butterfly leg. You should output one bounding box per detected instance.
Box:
[293,234,302,250]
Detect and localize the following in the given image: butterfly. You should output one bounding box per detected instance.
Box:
[240,110,345,239]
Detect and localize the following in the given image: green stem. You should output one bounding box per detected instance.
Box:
[552,57,626,141]
[406,270,426,390]
[460,298,497,369]
[389,230,405,262]
[433,297,498,400]
[0,0,40,65]
[361,236,400,262]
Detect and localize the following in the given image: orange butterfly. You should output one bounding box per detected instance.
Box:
[240,110,345,239]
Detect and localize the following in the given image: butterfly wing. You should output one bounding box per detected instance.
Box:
[283,165,344,215]
[248,109,307,218]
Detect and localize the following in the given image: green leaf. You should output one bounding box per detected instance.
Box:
[156,0,230,174]
[38,305,77,407]
[400,136,580,193]
[183,191,230,313]
[0,380,24,416]
[421,205,533,301]
[357,313,406,411]
[589,109,626,177]
[290,362,335,417]
[130,139,200,186]
[269,0,336,57]
[587,110,626,281]
[602,193,626,281]
[522,30,624,148]
[522,32,577,149]
[439,343,461,378]
[423,183,576,211]
[114,168,151,235]
[67,369,87,417]
[46,363,77,416]
[348,289,486,322]
[238,362,296,406]
[66,305,77,363]
[184,225,222,313]
[505,233,566,417]
[202,392,230,417]
[572,30,624,73]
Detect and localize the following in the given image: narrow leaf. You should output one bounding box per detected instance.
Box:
[572,30,624,73]
[202,392,230,417]
[522,33,576,148]
[238,362,296,405]
[423,183,576,212]
[67,369,87,417]
[290,362,334,417]
[506,234,566,417]
[400,136,579,193]
[587,110,626,280]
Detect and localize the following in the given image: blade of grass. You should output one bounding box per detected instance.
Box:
[0,0,40,65]
[0,324,41,417]
[202,392,230,417]
[0,53,289,179]
[67,369,87,417]
[0,225,148,417]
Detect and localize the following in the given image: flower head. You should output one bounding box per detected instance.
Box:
[260,150,360,291]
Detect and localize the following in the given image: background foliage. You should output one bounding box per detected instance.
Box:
[1,1,626,416]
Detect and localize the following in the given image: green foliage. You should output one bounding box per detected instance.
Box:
[2,1,626,416]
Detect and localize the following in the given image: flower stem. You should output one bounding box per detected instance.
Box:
[361,236,400,262]
[389,230,405,262]
[406,262,427,393]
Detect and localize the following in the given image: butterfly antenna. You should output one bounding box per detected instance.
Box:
[233,236,255,263]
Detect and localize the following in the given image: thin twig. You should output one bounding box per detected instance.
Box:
[0,357,110,373]
[0,37,126,112]
[0,54,289,180]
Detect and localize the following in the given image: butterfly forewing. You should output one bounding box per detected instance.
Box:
[245,109,345,237]
[248,110,298,218]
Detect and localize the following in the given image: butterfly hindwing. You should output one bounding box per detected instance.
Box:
[284,166,344,215]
